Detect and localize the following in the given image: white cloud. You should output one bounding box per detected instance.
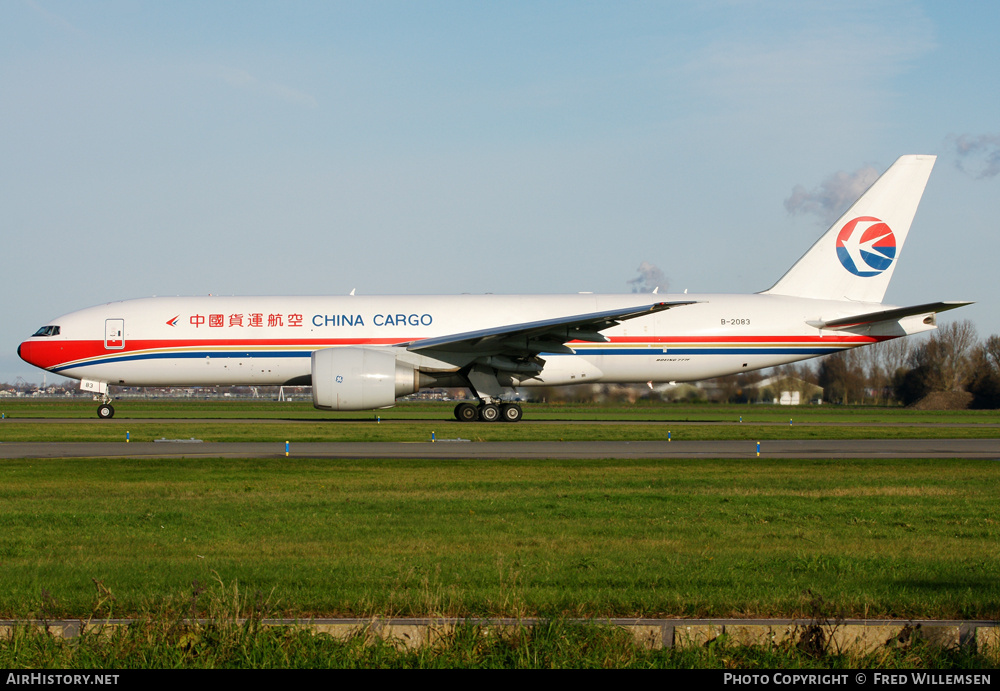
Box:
[784,165,880,226]
[678,3,936,132]
[627,261,668,293]
[208,65,317,108]
[952,134,1000,179]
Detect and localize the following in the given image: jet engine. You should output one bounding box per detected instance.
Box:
[311,347,426,410]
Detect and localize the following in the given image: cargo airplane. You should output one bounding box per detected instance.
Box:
[18,155,970,421]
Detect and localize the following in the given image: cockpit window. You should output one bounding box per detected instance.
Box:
[32,325,60,337]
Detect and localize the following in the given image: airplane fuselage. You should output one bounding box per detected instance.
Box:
[18,292,929,390]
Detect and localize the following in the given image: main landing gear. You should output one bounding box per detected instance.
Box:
[455,364,523,422]
[453,401,523,423]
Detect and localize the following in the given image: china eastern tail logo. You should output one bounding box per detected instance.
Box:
[836,216,896,277]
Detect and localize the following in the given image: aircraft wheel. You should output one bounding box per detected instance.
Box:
[478,403,500,422]
[455,402,479,422]
[500,403,523,423]
[97,404,115,419]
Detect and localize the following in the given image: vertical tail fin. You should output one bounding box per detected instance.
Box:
[764,154,936,303]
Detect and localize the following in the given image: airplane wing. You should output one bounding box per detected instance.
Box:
[405,301,695,356]
[808,301,973,330]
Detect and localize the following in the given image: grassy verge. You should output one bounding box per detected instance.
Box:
[5,420,1000,443]
[1,616,992,669]
[4,398,1000,424]
[1,456,998,620]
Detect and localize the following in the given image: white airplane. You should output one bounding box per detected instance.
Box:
[18,155,970,421]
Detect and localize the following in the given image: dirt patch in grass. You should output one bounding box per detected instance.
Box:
[907,391,974,410]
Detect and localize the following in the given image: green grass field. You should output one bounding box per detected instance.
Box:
[4,421,1000,443]
[2,398,999,667]
[1,455,998,620]
[0,399,1000,668]
[5,397,1000,423]
[2,399,1000,442]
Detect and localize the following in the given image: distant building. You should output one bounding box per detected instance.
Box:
[747,376,823,405]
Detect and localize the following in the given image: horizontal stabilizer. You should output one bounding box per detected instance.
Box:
[808,301,973,330]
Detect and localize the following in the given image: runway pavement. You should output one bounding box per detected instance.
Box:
[1,438,999,459]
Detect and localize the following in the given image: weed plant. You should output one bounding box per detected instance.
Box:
[1,611,994,669]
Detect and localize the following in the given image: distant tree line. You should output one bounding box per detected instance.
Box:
[810,320,999,407]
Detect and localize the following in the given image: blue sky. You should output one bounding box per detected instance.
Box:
[3,1,998,383]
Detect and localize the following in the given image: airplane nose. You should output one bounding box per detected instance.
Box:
[17,341,30,364]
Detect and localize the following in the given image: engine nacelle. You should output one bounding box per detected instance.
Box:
[312,347,422,411]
